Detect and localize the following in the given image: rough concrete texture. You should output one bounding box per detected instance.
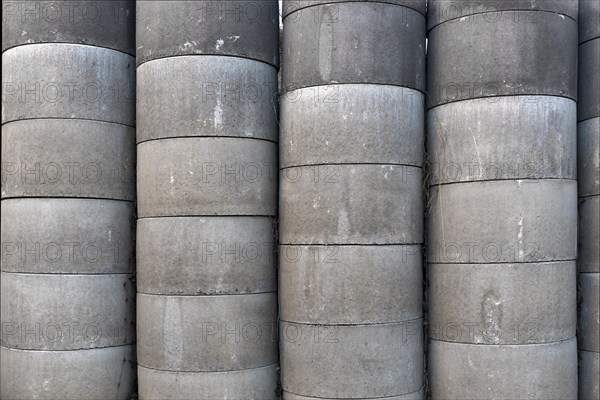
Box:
[138,364,279,400]
[137,293,278,372]
[1,1,135,54]
[428,261,576,344]
[283,388,425,400]
[279,245,422,324]
[0,198,134,274]
[280,320,423,398]
[137,137,277,217]
[579,272,600,352]
[427,0,578,29]
[0,345,135,400]
[137,56,277,143]
[428,96,576,184]
[428,338,578,399]
[427,12,577,108]
[580,0,600,43]
[1,44,135,126]
[283,0,426,17]
[578,38,600,121]
[137,216,276,295]
[578,118,600,197]
[280,85,424,168]
[428,180,577,263]
[280,165,422,244]
[1,272,135,350]
[136,1,279,67]
[281,2,425,92]
[1,120,135,200]
[579,195,600,273]
[580,349,600,399]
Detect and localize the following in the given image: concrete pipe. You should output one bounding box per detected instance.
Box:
[1,2,136,398]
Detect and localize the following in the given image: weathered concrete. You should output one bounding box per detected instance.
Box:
[0,198,134,274]
[428,96,576,184]
[137,293,278,372]
[1,0,135,54]
[1,44,135,126]
[280,320,423,398]
[579,273,600,352]
[283,387,425,400]
[428,261,576,344]
[280,165,422,244]
[579,349,600,400]
[283,0,426,18]
[137,56,278,143]
[579,195,600,273]
[280,85,424,168]
[428,180,577,263]
[578,38,600,122]
[138,364,279,400]
[580,0,600,43]
[1,272,135,350]
[1,120,135,200]
[279,245,422,324]
[427,11,577,108]
[0,345,135,400]
[137,216,276,295]
[428,338,578,399]
[137,137,277,218]
[281,2,425,92]
[136,1,279,67]
[427,0,578,30]
[578,118,600,197]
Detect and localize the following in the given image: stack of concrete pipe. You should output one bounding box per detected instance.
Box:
[1,1,136,398]
[426,1,579,398]
[578,0,600,398]
[135,1,280,397]
[279,0,426,398]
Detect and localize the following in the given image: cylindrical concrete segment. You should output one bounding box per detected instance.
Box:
[0,345,136,400]
[0,1,136,398]
[135,0,279,396]
[280,1,425,398]
[426,1,578,398]
[282,389,425,400]
[578,1,600,397]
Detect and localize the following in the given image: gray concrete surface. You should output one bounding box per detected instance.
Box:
[428,180,577,263]
[283,388,425,400]
[578,38,600,122]
[580,0,600,43]
[427,0,578,30]
[428,261,576,344]
[579,195,600,273]
[137,137,277,218]
[136,1,279,67]
[428,96,576,184]
[281,2,425,92]
[1,0,135,54]
[580,349,600,400]
[279,245,422,324]
[578,118,600,197]
[428,338,578,399]
[427,11,577,108]
[280,320,423,398]
[0,345,135,400]
[1,272,135,350]
[1,120,135,200]
[137,292,278,372]
[283,0,426,18]
[280,165,422,244]
[138,364,280,399]
[2,44,135,126]
[137,216,276,295]
[280,85,424,168]
[579,272,600,352]
[1,198,134,274]
[137,56,278,143]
